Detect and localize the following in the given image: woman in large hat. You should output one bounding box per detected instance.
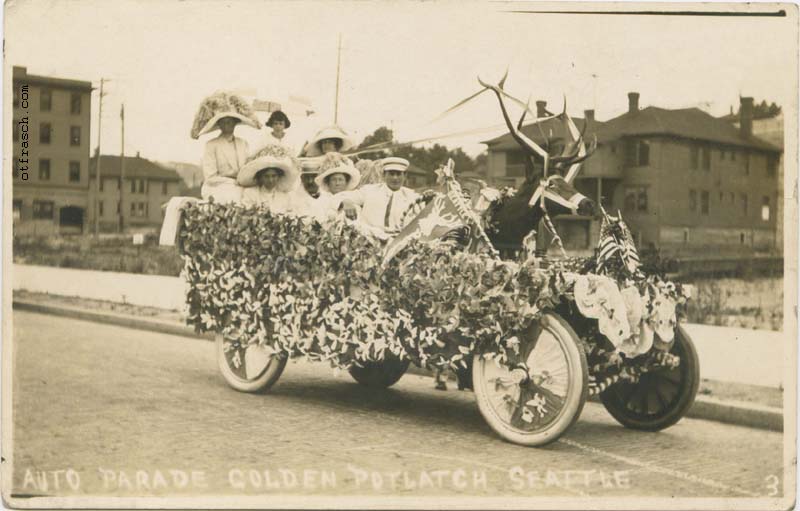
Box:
[191,91,261,204]
[300,125,355,157]
[311,152,361,219]
[237,144,299,213]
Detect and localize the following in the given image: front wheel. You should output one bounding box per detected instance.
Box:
[599,324,700,431]
[216,333,287,393]
[473,312,588,447]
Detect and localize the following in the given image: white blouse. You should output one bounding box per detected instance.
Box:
[241,187,294,214]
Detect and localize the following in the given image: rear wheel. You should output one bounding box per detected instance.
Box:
[599,325,700,431]
[216,333,287,393]
[473,312,588,447]
[348,352,410,388]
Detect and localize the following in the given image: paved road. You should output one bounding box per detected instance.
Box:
[8,311,788,501]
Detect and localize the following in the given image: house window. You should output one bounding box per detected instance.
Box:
[139,180,146,193]
[683,228,690,244]
[40,89,52,111]
[624,186,648,212]
[701,147,711,171]
[131,179,137,193]
[720,150,726,160]
[700,191,709,215]
[744,152,750,175]
[99,178,105,192]
[740,193,748,215]
[40,122,51,144]
[740,233,746,244]
[731,150,736,161]
[70,93,81,115]
[131,202,137,216]
[767,155,778,177]
[762,196,771,221]
[638,141,650,166]
[506,151,525,165]
[70,126,81,146]
[39,159,51,180]
[140,202,147,217]
[162,181,168,194]
[99,201,104,217]
[689,190,697,212]
[69,161,80,182]
[32,200,54,219]
[689,146,699,170]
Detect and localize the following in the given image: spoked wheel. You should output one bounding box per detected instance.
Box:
[216,333,287,393]
[473,312,588,447]
[348,352,410,388]
[600,324,700,431]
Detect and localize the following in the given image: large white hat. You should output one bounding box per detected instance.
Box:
[303,125,355,157]
[314,153,361,193]
[237,144,299,191]
[190,91,261,139]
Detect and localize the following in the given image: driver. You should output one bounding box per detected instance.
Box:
[338,157,419,238]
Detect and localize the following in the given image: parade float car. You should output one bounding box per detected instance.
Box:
[163,80,698,447]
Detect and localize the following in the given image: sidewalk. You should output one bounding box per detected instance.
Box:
[11,290,785,432]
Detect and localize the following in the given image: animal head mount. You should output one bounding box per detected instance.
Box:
[477,73,597,183]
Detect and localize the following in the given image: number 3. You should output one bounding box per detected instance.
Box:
[765,474,780,497]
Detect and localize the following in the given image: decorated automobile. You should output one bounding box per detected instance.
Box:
[166,80,699,447]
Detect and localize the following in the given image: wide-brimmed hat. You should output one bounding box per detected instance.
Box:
[237,144,299,191]
[266,110,291,129]
[190,91,261,139]
[304,126,355,157]
[314,153,361,193]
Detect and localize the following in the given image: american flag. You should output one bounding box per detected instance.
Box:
[595,213,640,275]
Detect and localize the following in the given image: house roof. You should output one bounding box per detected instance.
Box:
[600,107,780,152]
[483,107,781,154]
[482,116,605,151]
[12,66,93,92]
[89,155,183,181]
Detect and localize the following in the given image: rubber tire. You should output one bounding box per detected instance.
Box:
[473,312,588,447]
[216,333,287,393]
[599,324,700,431]
[348,353,410,388]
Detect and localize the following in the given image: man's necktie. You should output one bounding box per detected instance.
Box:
[384,192,394,228]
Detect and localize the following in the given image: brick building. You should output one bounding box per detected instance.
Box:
[12,66,93,235]
[88,154,183,233]
[484,94,782,256]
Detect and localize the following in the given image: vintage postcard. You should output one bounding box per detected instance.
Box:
[2,1,797,509]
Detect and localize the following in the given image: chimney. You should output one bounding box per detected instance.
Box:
[536,100,547,118]
[628,92,640,113]
[584,109,595,122]
[136,151,141,158]
[740,97,754,137]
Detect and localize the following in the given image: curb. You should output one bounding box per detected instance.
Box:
[13,299,782,432]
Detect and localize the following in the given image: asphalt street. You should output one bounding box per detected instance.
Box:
[9,311,787,500]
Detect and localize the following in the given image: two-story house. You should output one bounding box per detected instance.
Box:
[89,154,184,233]
[484,94,782,257]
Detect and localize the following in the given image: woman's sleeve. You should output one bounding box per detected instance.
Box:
[241,187,256,207]
[202,141,218,180]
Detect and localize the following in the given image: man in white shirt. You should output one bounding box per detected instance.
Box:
[339,157,419,239]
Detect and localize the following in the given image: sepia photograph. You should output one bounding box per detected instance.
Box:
[2,1,798,509]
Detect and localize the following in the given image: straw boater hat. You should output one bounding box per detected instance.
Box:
[237,144,299,192]
[304,125,355,157]
[381,157,410,173]
[314,153,361,193]
[190,91,261,139]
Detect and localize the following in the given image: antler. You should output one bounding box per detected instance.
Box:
[478,75,552,178]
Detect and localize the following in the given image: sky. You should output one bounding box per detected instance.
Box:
[5,0,798,165]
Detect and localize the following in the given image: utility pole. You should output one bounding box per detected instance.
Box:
[334,33,342,124]
[93,78,107,238]
[119,103,125,233]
